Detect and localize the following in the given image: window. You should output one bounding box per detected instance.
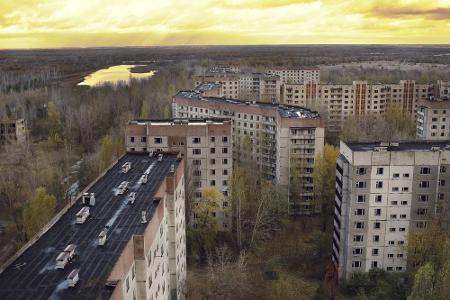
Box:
[376,167,384,175]
[130,137,135,143]
[374,209,381,216]
[210,136,215,142]
[373,235,380,242]
[419,194,429,202]
[193,159,201,166]
[417,208,428,216]
[371,261,378,268]
[420,167,431,175]
[154,137,162,144]
[403,173,410,178]
[210,180,216,186]
[192,137,201,144]
[357,195,366,203]
[210,169,215,175]
[356,181,366,188]
[402,187,409,192]
[357,167,367,175]
[141,137,147,143]
[352,261,362,268]
[389,227,396,232]
[400,214,407,219]
[353,248,363,255]
[392,187,399,192]
[210,159,216,165]
[353,235,364,242]
[390,214,397,219]
[192,149,201,155]
[440,166,447,173]
[388,241,395,245]
[372,249,379,256]
[222,147,228,154]
[393,173,400,178]
[355,209,365,216]
[223,159,228,165]
[223,180,228,186]
[222,136,228,142]
[355,222,365,229]
[388,253,394,258]
[399,228,406,232]
[223,169,228,175]
[373,222,381,229]
[210,148,216,154]
[401,201,408,205]
[375,195,382,203]
[419,181,430,188]
[376,181,383,188]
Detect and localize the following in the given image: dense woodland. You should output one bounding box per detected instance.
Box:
[0,46,449,299]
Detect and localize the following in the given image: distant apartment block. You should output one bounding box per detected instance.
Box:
[0,118,27,144]
[0,153,187,300]
[281,80,433,132]
[126,119,233,230]
[333,141,450,280]
[172,90,325,215]
[194,73,281,103]
[266,67,320,84]
[437,80,450,100]
[194,74,240,99]
[417,98,450,140]
[194,82,223,98]
[209,63,240,73]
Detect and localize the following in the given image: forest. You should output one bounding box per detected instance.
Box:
[0,45,449,299]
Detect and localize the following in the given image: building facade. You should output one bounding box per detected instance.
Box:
[282,80,433,133]
[333,141,450,280]
[0,153,187,300]
[126,119,233,230]
[0,118,27,144]
[266,67,320,84]
[417,98,450,140]
[172,90,325,215]
[194,73,281,103]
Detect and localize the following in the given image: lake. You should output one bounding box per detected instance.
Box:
[78,65,156,87]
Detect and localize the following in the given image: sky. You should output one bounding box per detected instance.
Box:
[0,0,450,48]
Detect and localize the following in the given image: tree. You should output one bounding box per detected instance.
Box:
[408,262,435,300]
[22,187,56,240]
[313,144,339,232]
[98,135,113,173]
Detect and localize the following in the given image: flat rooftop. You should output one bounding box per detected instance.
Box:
[129,118,231,126]
[175,90,320,119]
[0,153,179,300]
[346,141,450,152]
[195,82,222,92]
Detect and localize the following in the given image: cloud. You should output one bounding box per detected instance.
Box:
[0,0,450,48]
[371,6,450,20]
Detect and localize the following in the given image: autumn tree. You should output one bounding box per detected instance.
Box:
[313,144,339,231]
[98,134,113,173]
[22,187,56,240]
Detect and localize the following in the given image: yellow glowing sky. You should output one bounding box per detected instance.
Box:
[1,0,450,48]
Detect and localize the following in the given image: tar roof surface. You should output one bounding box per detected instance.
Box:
[0,153,178,300]
[175,90,320,119]
[347,141,450,152]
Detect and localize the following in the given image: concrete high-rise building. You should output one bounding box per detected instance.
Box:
[194,73,281,103]
[193,74,240,99]
[333,141,450,280]
[0,153,187,300]
[172,90,325,215]
[0,118,27,144]
[126,119,233,230]
[417,98,450,141]
[282,80,434,133]
[266,67,320,84]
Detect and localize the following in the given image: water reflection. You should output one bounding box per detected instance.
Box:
[78,65,155,87]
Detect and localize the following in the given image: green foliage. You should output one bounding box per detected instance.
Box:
[342,269,411,300]
[340,105,416,143]
[22,187,56,239]
[98,135,113,173]
[313,144,339,231]
[78,158,97,190]
[408,263,435,300]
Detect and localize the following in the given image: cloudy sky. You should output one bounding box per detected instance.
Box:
[1,0,450,48]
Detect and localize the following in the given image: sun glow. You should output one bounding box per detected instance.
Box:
[0,0,449,48]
